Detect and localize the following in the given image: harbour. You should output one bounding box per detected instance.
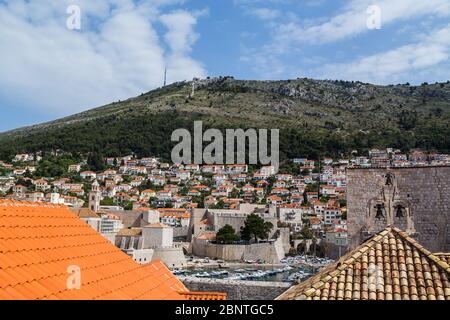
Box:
[172,255,333,283]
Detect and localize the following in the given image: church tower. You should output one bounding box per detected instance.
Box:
[89,180,101,212]
[363,171,416,240]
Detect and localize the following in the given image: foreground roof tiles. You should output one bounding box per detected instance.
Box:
[180,292,227,300]
[0,200,187,300]
[277,227,450,300]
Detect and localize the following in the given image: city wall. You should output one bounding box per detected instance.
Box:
[151,246,187,268]
[192,237,285,263]
[182,277,291,300]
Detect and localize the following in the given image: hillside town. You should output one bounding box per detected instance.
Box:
[1,148,449,269]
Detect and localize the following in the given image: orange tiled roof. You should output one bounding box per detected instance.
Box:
[180,291,227,300]
[277,227,450,300]
[70,208,100,219]
[0,200,187,300]
[144,222,169,228]
[117,228,142,237]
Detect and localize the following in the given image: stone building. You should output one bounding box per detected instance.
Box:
[188,203,278,241]
[347,166,450,252]
[142,223,173,248]
[115,223,187,268]
[188,203,289,262]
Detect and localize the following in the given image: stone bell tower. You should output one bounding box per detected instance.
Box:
[89,180,101,212]
[347,166,450,252]
[362,171,416,240]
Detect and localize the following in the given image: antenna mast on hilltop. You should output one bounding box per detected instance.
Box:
[190,78,196,98]
[164,68,167,87]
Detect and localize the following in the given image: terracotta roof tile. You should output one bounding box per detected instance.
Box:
[180,292,227,300]
[70,208,100,219]
[143,222,170,228]
[277,227,450,301]
[117,228,142,236]
[0,200,188,300]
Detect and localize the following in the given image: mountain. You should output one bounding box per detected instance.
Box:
[1,77,450,161]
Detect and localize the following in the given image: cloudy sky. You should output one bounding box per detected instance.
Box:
[1,0,450,132]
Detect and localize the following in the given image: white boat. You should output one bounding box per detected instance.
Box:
[210,270,228,277]
[288,271,311,282]
[193,272,211,278]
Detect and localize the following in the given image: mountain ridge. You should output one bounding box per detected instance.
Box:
[1,77,449,161]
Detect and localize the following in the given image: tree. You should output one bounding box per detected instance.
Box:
[338,199,347,207]
[230,188,240,198]
[35,155,75,178]
[216,224,239,244]
[100,197,115,206]
[431,107,443,118]
[398,110,418,130]
[209,199,225,209]
[300,226,314,239]
[122,201,133,210]
[305,182,319,192]
[24,169,33,179]
[240,214,274,242]
[87,151,105,171]
[16,178,33,188]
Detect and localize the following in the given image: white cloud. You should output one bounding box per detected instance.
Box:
[160,10,207,83]
[234,0,292,5]
[240,0,450,81]
[247,8,281,20]
[274,0,450,46]
[0,0,206,117]
[160,10,206,55]
[316,24,450,84]
[234,0,287,22]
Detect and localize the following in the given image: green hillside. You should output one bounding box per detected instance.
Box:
[1,77,450,161]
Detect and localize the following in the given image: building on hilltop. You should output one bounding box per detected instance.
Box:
[277,227,450,300]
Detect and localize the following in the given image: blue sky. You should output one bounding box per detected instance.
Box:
[1,0,450,132]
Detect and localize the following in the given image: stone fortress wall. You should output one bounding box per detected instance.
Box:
[182,278,291,300]
[192,235,286,263]
[347,166,450,252]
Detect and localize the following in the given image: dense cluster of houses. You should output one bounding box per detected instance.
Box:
[1,148,449,255]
